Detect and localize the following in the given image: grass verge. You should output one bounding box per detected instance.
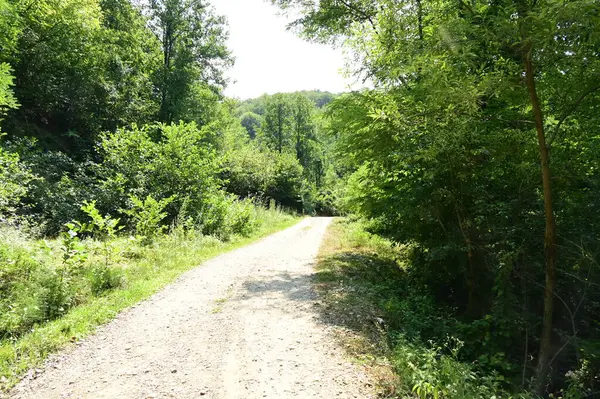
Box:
[0,213,300,392]
[315,218,532,399]
[315,218,402,397]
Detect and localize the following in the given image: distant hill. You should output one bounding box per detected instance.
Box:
[235,90,338,116]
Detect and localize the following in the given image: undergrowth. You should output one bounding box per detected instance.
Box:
[315,218,536,399]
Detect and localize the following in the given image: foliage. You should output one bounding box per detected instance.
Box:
[122,195,176,242]
[6,142,104,235]
[391,336,524,399]
[1,0,598,395]
[148,0,232,124]
[79,201,123,239]
[59,222,88,272]
[258,92,322,182]
[0,144,34,216]
[316,219,536,399]
[2,0,106,149]
[223,145,305,210]
[97,0,162,131]
[229,91,338,214]
[197,192,259,240]
[239,111,261,139]
[235,90,337,115]
[0,0,230,152]
[0,1,310,394]
[87,261,123,296]
[0,63,18,117]
[99,122,220,225]
[0,0,19,119]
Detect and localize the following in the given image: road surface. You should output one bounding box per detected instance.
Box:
[9,218,373,399]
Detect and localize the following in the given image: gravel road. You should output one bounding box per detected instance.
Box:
[9,217,373,399]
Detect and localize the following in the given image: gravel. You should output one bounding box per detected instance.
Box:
[8,217,374,399]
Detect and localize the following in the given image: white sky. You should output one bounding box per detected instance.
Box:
[212,0,360,99]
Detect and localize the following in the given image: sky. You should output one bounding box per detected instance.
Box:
[211,0,360,100]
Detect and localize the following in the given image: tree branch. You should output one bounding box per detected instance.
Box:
[337,0,379,35]
[548,83,600,146]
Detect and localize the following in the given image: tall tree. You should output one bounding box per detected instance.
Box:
[291,93,322,186]
[98,0,162,131]
[291,94,314,164]
[148,0,232,124]
[239,111,261,139]
[1,0,106,151]
[261,93,292,153]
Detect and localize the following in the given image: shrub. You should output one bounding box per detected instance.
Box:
[197,192,260,240]
[122,194,176,242]
[59,222,88,272]
[226,197,257,237]
[37,270,73,321]
[223,145,304,210]
[197,190,231,238]
[389,335,532,399]
[76,202,127,295]
[88,263,123,296]
[99,122,220,226]
[79,200,122,239]
[0,143,35,217]
[2,138,110,235]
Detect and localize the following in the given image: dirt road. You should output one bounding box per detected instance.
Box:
[9,218,373,399]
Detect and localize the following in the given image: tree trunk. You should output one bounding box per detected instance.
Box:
[524,50,557,395]
[160,21,173,123]
[455,205,478,317]
[277,104,283,153]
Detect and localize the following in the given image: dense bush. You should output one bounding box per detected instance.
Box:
[4,122,230,235]
[98,122,220,221]
[390,336,527,399]
[122,195,176,242]
[0,145,34,217]
[2,118,299,241]
[223,145,305,211]
[197,191,253,239]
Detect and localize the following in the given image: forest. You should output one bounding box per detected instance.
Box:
[0,0,599,397]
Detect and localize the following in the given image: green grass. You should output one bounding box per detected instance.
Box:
[0,210,300,392]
